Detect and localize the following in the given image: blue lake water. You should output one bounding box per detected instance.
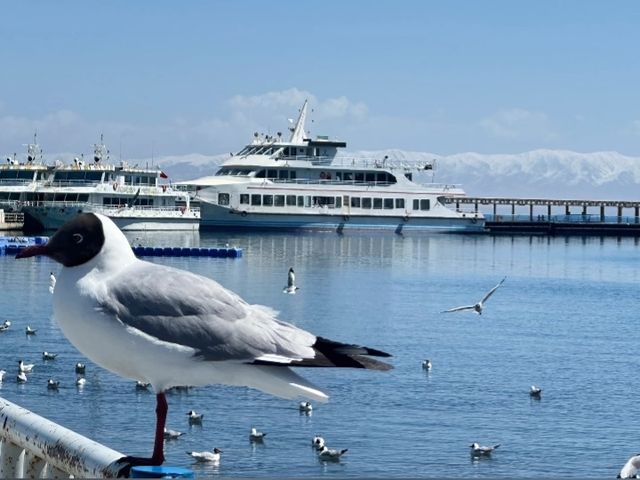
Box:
[1,231,639,478]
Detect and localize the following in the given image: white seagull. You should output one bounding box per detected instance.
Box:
[14,212,393,472]
[186,447,222,463]
[0,320,11,331]
[17,371,27,383]
[25,326,37,335]
[318,445,348,461]
[442,277,506,315]
[76,377,87,387]
[529,385,542,397]
[469,442,500,456]
[618,453,640,479]
[312,435,325,450]
[75,363,86,374]
[42,351,58,360]
[250,427,267,442]
[186,410,204,424]
[47,379,60,390]
[49,271,57,294]
[422,359,432,370]
[283,267,300,294]
[163,428,185,440]
[299,401,313,412]
[0,369,6,382]
[136,381,151,391]
[18,360,34,373]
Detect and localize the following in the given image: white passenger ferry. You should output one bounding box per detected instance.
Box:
[184,101,483,232]
[20,136,199,231]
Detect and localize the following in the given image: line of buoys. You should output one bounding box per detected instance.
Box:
[131,246,242,258]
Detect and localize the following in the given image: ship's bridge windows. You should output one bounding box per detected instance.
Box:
[237,147,252,156]
[0,170,37,180]
[365,173,375,183]
[251,194,262,206]
[240,194,249,204]
[355,172,364,183]
[215,168,231,176]
[218,193,230,206]
[53,170,103,183]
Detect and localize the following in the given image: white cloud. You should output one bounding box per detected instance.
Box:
[479,108,555,141]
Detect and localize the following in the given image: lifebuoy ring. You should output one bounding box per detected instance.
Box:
[112,183,118,191]
[343,214,350,221]
[241,211,248,217]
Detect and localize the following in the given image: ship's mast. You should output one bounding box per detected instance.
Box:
[289,100,308,145]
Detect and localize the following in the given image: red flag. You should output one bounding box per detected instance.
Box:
[160,171,168,179]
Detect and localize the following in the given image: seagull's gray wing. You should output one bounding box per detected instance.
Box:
[480,276,506,304]
[442,305,476,313]
[95,260,317,363]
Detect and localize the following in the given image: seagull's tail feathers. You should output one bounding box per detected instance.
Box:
[250,365,329,403]
[493,444,501,450]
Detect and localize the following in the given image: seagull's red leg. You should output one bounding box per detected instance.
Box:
[115,392,167,476]
[150,392,167,464]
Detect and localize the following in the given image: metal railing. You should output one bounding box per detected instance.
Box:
[0,396,125,478]
[486,214,640,224]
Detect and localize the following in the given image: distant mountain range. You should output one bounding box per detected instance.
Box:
[144,149,640,200]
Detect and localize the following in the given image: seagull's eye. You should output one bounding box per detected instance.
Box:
[72,233,84,244]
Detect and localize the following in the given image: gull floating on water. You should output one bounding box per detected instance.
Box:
[312,435,325,450]
[529,385,542,397]
[136,381,150,391]
[25,326,37,335]
[42,351,58,360]
[0,320,11,331]
[299,401,313,412]
[75,363,86,374]
[442,277,506,315]
[15,212,392,472]
[76,377,87,387]
[318,445,348,461]
[422,359,432,370]
[250,427,267,441]
[49,272,56,294]
[47,379,60,390]
[283,267,300,294]
[18,360,34,373]
[163,428,185,440]
[0,369,6,382]
[17,371,27,383]
[618,453,640,479]
[469,442,500,456]
[186,410,204,424]
[186,447,222,463]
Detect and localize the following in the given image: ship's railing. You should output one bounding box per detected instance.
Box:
[486,214,640,224]
[0,179,38,185]
[276,155,435,171]
[21,200,199,215]
[0,396,124,478]
[266,178,463,191]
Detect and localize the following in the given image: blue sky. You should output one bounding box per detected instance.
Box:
[2,1,640,158]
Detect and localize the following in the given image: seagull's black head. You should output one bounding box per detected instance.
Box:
[213,448,222,454]
[16,213,105,267]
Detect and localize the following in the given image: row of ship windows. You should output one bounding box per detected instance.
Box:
[220,193,431,211]
[215,168,397,184]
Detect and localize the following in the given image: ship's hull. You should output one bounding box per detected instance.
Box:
[199,202,484,232]
[23,205,200,232]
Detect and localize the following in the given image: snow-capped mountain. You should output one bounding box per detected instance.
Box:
[148,149,640,201]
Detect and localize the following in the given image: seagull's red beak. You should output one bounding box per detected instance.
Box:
[15,244,50,259]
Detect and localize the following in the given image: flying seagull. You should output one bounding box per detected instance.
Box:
[283,267,299,294]
[442,277,506,315]
[16,212,392,473]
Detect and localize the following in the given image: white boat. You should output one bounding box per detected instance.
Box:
[21,135,199,231]
[0,134,49,212]
[183,101,483,232]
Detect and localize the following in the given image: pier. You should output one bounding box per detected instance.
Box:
[444,196,640,235]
